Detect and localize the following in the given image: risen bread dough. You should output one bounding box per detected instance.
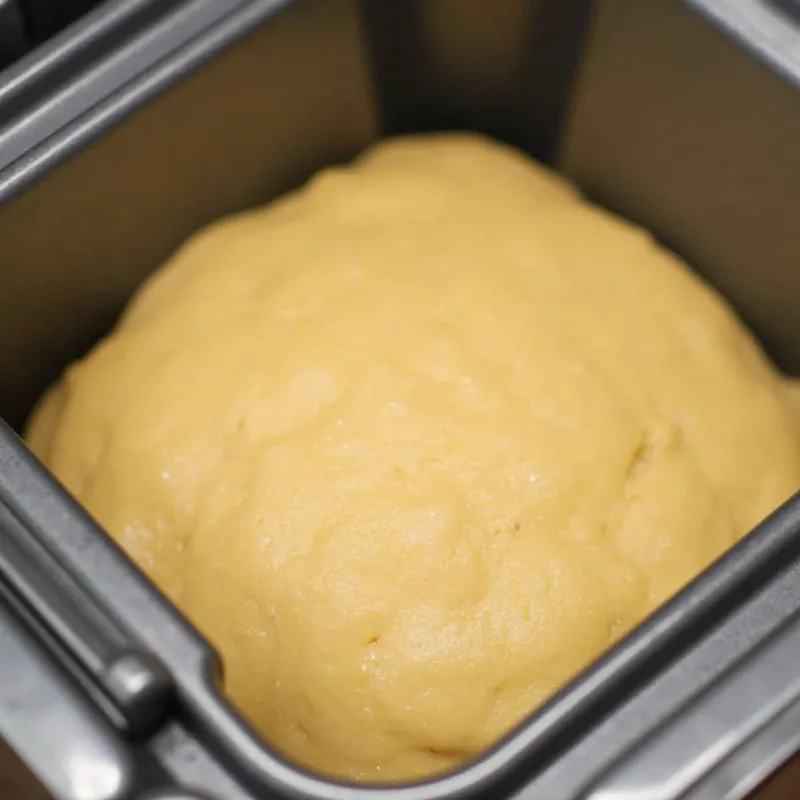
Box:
[27,134,800,783]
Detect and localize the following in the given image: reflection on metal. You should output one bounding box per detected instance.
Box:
[586,610,800,800]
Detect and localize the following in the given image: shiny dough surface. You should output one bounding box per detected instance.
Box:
[26,134,800,782]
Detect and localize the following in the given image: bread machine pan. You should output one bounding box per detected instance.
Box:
[1,1,800,798]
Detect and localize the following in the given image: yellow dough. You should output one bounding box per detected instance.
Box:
[26,134,800,783]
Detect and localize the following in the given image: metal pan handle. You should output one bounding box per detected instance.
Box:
[0,493,173,738]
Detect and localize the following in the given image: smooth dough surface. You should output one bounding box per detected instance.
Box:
[27,134,800,783]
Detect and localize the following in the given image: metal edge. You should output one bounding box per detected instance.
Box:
[685,0,800,90]
[0,0,294,203]
[0,0,170,108]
